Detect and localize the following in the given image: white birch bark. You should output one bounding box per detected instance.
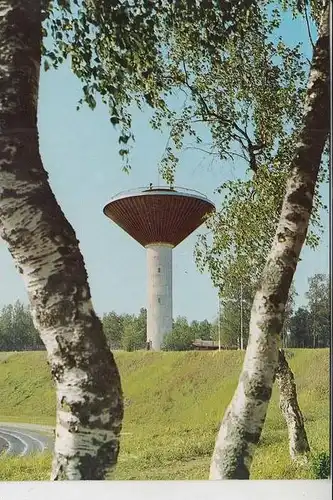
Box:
[210,2,329,479]
[0,0,123,479]
[275,349,310,462]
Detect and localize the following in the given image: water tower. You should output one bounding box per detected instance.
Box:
[103,186,215,351]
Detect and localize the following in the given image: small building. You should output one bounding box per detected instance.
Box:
[192,339,238,351]
[192,339,219,351]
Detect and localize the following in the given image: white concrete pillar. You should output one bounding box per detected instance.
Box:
[146,243,173,351]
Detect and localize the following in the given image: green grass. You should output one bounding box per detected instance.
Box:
[0,351,55,425]
[0,453,52,481]
[0,349,329,480]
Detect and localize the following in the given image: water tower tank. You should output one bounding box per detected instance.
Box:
[103,186,215,350]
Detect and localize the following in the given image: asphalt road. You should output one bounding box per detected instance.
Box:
[0,423,54,457]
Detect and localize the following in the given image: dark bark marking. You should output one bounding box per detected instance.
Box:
[241,371,272,402]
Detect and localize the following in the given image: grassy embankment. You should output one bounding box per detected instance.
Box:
[0,349,329,480]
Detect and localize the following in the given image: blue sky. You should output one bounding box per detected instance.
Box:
[0,10,329,322]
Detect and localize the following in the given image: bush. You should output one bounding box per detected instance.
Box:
[162,327,194,351]
[311,452,330,479]
[121,323,146,351]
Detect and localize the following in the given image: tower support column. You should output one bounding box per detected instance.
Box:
[146,243,173,351]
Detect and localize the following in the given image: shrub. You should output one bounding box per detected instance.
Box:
[311,452,330,479]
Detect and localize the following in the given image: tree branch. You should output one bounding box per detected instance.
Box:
[304,1,316,50]
[181,59,265,173]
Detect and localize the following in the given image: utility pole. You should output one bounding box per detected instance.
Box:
[217,293,221,351]
[240,281,244,350]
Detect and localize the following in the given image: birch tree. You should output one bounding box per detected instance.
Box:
[0,0,123,479]
[275,349,310,462]
[209,1,329,477]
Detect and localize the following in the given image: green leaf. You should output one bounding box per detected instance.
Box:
[110,116,120,126]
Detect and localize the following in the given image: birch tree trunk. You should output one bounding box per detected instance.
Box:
[209,2,329,479]
[0,0,123,480]
[275,349,310,462]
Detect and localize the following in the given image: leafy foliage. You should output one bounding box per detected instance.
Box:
[2,272,328,352]
[190,319,212,341]
[0,301,43,351]
[102,308,146,351]
[162,316,193,351]
[289,307,312,347]
[43,1,328,303]
[42,0,260,170]
[102,310,125,349]
[306,273,330,347]
[288,274,330,348]
[162,317,216,350]
[186,5,327,296]
[217,286,251,348]
[214,282,296,348]
[310,451,330,479]
[121,322,146,352]
[121,307,147,351]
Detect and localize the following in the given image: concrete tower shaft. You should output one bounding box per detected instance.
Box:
[146,244,173,350]
[103,186,215,351]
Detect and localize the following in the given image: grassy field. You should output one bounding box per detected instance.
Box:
[0,349,329,480]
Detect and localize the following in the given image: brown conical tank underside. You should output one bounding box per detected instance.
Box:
[103,187,215,248]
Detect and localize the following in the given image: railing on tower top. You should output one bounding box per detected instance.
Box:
[110,185,209,201]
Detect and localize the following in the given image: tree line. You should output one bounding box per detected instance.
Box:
[0,301,43,351]
[1,273,329,352]
[0,302,212,352]
[103,311,214,351]
[218,273,330,350]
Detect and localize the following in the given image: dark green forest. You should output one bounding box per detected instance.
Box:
[0,273,329,352]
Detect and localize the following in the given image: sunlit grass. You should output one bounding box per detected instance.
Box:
[0,349,329,480]
[0,452,52,481]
